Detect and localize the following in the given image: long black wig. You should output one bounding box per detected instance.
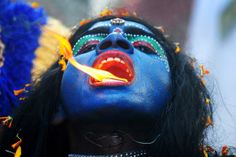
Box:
[0,16,213,157]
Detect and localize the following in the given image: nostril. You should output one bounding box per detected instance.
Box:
[100,41,112,50]
[117,40,129,50]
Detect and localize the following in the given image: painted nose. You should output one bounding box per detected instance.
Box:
[96,33,134,54]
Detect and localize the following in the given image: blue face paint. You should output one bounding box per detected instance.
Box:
[60,19,172,122]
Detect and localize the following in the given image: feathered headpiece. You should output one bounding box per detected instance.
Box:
[0,0,47,115]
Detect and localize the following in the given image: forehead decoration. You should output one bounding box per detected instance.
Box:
[110,18,125,25]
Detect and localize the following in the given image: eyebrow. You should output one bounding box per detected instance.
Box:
[81,25,156,41]
[84,26,110,36]
[85,25,154,36]
[125,27,155,37]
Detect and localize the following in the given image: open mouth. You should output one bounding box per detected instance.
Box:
[89,50,135,86]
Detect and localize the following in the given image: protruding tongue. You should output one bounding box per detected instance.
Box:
[101,78,126,83]
[68,58,128,83]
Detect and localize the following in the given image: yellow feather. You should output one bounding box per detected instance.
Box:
[14,146,21,157]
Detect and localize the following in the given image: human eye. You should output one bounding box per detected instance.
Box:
[125,34,166,57]
[78,40,99,54]
[72,34,106,55]
[133,41,156,54]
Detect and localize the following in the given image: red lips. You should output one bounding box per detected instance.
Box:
[89,50,135,87]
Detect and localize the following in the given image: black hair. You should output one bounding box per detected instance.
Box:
[0,16,212,157]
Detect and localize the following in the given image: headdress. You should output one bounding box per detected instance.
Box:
[0,0,70,116]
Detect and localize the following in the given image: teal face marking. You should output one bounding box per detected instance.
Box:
[72,33,169,71]
[72,34,107,55]
[125,33,170,72]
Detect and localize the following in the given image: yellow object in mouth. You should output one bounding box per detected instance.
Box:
[44,27,128,83]
[68,58,128,83]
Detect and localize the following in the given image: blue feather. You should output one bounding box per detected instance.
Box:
[0,0,47,115]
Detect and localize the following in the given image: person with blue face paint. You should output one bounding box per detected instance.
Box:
[0,14,214,157]
[61,17,171,123]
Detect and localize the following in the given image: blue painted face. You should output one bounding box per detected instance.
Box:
[60,18,171,122]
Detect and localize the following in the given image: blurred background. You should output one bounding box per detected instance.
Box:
[28,0,236,147]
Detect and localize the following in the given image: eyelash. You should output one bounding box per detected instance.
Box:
[132,41,157,54]
[77,40,100,54]
[75,36,159,55]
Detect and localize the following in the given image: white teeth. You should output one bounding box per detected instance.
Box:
[107,57,114,62]
[101,57,125,64]
[114,57,121,62]
[101,60,107,64]
[98,57,132,76]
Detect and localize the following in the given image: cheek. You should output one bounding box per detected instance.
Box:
[60,53,96,114]
[60,66,84,114]
[60,50,172,119]
[133,53,172,110]
[61,51,97,87]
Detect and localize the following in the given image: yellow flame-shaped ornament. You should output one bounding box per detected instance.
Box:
[44,28,127,83]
